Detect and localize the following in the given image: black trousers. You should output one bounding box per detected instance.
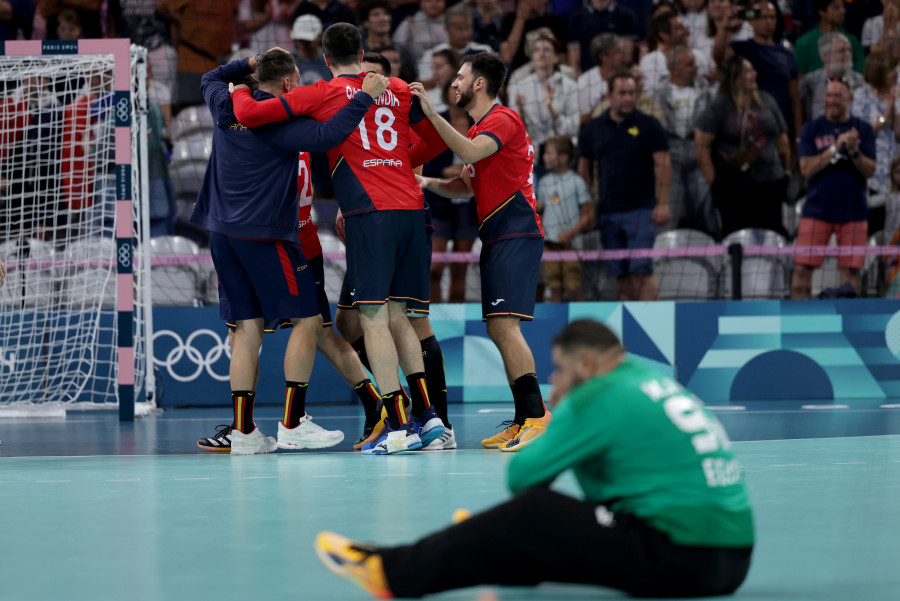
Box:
[378,488,752,598]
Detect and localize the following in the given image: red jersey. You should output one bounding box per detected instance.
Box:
[232,76,440,217]
[297,152,322,259]
[467,105,543,243]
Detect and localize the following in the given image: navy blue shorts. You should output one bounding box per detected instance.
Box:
[211,232,319,327]
[432,197,478,241]
[342,210,429,311]
[599,208,656,277]
[480,236,543,321]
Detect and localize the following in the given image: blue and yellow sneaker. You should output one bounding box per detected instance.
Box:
[361,420,422,455]
[315,532,393,599]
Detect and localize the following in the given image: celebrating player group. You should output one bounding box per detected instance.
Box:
[191,22,549,456]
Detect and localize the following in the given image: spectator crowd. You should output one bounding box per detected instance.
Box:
[3,0,900,300]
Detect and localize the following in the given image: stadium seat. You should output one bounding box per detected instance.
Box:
[149,235,203,306]
[0,238,58,307]
[170,105,214,141]
[170,161,207,198]
[862,231,884,297]
[783,197,805,240]
[318,231,347,302]
[721,229,790,299]
[653,229,721,301]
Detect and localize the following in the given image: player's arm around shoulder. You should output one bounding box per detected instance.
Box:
[506,382,613,494]
[408,81,498,164]
[201,58,254,121]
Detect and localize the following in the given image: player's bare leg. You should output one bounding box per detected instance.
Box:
[409,315,454,449]
[316,326,368,386]
[284,315,322,382]
[226,318,277,454]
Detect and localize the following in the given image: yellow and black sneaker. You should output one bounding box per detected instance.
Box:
[500,411,552,452]
[315,532,393,599]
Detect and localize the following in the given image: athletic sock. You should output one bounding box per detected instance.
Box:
[406,372,430,417]
[513,373,545,421]
[511,384,522,425]
[232,390,255,434]
[354,378,381,418]
[282,381,309,428]
[382,391,408,429]
[350,336,372,374]
[420,335,450,428]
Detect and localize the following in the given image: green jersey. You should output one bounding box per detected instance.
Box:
[507,360,754,547]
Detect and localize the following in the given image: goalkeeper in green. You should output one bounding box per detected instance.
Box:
[315,318,754,598]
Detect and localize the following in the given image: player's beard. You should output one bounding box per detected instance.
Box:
[455,85,474,109]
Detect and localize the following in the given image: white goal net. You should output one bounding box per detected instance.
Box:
[0,41,152,418]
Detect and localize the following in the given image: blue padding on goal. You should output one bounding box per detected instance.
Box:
[114,91,130,126]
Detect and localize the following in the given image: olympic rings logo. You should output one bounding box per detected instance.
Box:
[152,329,231,382]
[116,97,130,122]
[118,242,132,269]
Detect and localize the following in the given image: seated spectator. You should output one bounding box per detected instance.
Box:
[418,4,493,85]
[56,8,81,39]
[38,0,101,40]
[640,12,711,93]
[695,55,791,238]
[800,32,863,122]
[361,1,418,82]
[579,70,671,302]
[852,51,900,232]
[536,135,592,302]
[508,33,579,165]
[567,0,638,75]
[501,0,568,71]
[158,0,241,109]
[794,0,865,76]
[291,14,330,84]
[577,33,630,127]
[651,46,718,235]
[392,0,448,59]
[696,0,752,67]
[289,0,355,31]
[472,0,504,52]
[593,64,665,126]
[714,1,802,140]
[862,0,900,55]
[109,0,178,122]
[424,49,459,115]
[792,78,876,298]
[426,103,478,304]
[0,0,33,40]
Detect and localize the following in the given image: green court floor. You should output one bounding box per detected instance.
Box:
[1,434,898,601]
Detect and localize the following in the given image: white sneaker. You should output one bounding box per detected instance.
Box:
[277,414,345,449]
[420,427,456,451]
[230,426,277,455]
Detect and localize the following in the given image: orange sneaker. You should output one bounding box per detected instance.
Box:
[480,421,520,449]
[353,406,388,451]
[500,411,552,452]
[315,532,393,599]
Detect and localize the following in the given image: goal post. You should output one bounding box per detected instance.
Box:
[0,39,152,420]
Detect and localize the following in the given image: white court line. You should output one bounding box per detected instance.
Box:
[477,409,514,413]
[801,405,850,410]
[243,476,276,479]
[36,480,70,483]
[310,475,346,478]
[771,464,806,467]
[834,462,866,465]
[382,473,414,476]
[174,477,210,481]
[707,406,746,411]
[106,479,140,482]
[881,404,900,409]
[447,472,482,475]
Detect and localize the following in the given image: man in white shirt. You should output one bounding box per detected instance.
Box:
[417,4,494,83]
[639,12,710,92]
[577,33,630,127]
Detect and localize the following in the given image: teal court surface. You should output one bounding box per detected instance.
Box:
[1,404,899,601]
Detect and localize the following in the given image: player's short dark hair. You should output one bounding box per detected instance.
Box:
[322,22,363,66]
[257,49,296,84]
[553,320,623,355]
[545,135,575,161]
[362,51,391,76]
[461,52,506,99]
[360,0,390,24]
